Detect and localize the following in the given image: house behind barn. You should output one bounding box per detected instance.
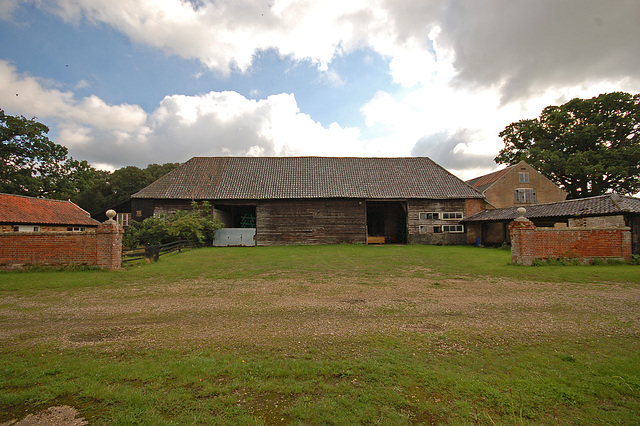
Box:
[131,157,486,246]
[466,160,568,209]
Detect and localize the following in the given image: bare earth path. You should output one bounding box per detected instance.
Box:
[2,275,638,351]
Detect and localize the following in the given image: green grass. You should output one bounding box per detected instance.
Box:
[1,245,639,424]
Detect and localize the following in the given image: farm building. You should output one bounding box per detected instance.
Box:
[463,193,640,255]
[466,160,568,209]
[0,193,99,233]
[131,157,487,246]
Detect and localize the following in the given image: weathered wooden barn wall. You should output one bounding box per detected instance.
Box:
[151,200,193,216]
[256,199,367,246]
[407,199,467,245]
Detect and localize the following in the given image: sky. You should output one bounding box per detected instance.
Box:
[0,0,639,180]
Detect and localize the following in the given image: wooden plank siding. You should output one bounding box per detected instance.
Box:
[147,198,476,246]
[256,199,367,246]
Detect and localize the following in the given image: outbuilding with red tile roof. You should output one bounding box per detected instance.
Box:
[0,193,100,233]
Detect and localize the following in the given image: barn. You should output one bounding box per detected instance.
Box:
[131,157,486,246]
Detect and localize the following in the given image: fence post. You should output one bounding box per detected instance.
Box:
[145,245,160,262]
[96,210,125,270]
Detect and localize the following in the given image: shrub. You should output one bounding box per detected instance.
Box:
[124,201,223,247]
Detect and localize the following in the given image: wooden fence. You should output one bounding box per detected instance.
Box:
[122,240,198,264]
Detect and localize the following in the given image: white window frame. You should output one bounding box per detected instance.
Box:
[442,225,464,233]
[519,172,530,183]
[419,225,430,233]
[67,227,87,232]
[116,213,131,227]
[419,212,439,220]
[441,212,463,220]
[13,225,39,232]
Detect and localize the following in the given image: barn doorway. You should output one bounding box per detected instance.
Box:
[366,201,407,244]
[212,204,257,228]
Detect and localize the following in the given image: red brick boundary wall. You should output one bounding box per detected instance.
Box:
[510,211,632,266]
[0,217,124,271]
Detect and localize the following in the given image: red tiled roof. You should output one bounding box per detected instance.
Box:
[466,165,514,193]
[132,157,484,200]
[0,193,100,227]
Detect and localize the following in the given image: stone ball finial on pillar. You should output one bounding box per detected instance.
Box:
[105,209,117,223]
[515,207,527,222]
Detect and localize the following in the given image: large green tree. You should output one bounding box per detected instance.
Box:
[1,109,179,213]
[0,109,69,197]
[495,92,640,198]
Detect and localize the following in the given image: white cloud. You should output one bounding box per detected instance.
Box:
[27,0,639,94]
[0,0,19,21]
[0,60,365,167]
[0,61,147,133]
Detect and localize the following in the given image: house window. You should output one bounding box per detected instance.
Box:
[13,225,39,232]
[433,226,441,233]
[441,212,463,220]
[117,213,131,227]
[519,172,529,183]
[514,188,537,203]
[442,225,464,233]
[67,227,86,232]
[419,225,430,233]
[419,212,439,220]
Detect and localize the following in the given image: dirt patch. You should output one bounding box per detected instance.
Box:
[1,406,86,426]
[1,276,639,352]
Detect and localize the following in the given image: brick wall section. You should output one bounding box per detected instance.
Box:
[0,221,124,270]
[510,218,632,265]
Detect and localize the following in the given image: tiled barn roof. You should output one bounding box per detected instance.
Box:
[133,157,484,200]
[466,164,514,193]
[463,194,640,222]
[0,193,100,226]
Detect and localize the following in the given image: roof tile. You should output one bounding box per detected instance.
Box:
[133,157,484,200]
[0,193,100,226]
[463,194,640,222]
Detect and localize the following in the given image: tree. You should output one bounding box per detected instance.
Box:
[495,92,640,198]
[146,163,179,182]
[0,109,69,197]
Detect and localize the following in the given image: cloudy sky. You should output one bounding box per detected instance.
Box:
[1,0,638,179]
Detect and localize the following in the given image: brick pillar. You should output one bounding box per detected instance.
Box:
[509,207,536,265]
[95,210,125,270]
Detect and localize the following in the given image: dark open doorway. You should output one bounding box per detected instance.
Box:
[366,201,407,244]
[213,204,257,228]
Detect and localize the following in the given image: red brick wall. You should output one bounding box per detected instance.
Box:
[510,219,632,265]
[0,222,124,270]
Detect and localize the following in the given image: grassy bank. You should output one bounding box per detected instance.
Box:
[1,245,639,424]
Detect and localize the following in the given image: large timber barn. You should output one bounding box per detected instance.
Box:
[131,157,486,246]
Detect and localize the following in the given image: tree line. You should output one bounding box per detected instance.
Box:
[0,109,178,214]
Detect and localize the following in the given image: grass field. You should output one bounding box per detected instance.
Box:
[1,245,639,424]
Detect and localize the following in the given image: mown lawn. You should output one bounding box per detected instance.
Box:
[1,245,639,424]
